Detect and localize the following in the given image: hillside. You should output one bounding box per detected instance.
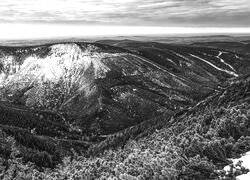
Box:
[2,63,250,179]
[1,40,250,179]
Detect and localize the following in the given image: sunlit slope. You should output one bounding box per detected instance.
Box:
[0,41,250,136]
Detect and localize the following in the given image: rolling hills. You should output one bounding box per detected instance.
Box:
[1,39,250,174]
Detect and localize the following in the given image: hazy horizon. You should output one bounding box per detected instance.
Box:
[0,0,250,40]
[0,24,250,40]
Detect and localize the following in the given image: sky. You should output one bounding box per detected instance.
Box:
[0,0,250,39]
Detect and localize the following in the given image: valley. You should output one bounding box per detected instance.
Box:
[1,37,250,179]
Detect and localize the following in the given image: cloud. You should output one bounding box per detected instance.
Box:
[0,0,249,27]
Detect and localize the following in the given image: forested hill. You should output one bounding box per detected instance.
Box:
[1,40,250,179]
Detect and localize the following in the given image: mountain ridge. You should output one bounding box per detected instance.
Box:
[1,40,250,169]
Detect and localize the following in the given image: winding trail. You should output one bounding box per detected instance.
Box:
[190,54,238,77]
[217,51,236,71]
